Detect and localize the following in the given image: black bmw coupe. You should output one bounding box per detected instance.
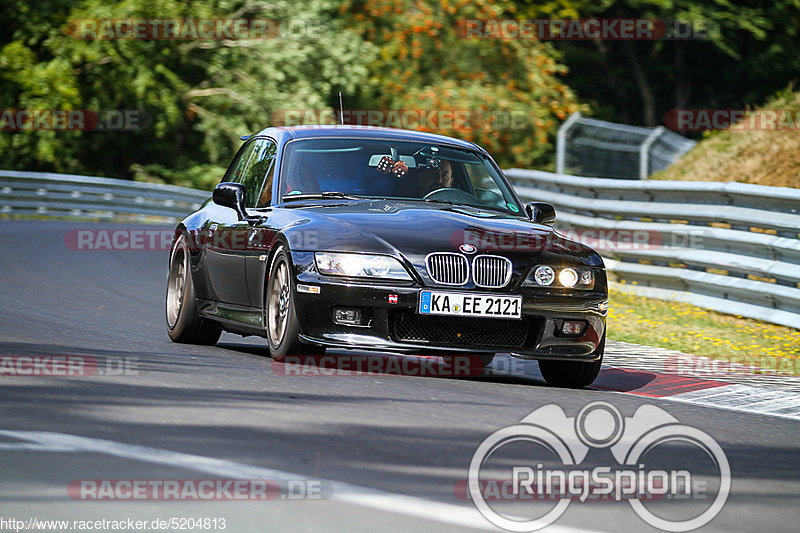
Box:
[166,125,608,387]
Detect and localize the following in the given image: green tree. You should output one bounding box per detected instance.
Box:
[513,0,800,128]
[0,0,376,187]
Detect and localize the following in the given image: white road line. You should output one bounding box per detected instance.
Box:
[651,384,800,421]
[0,429,607,533]
[0,442,80,451]
[490,357,800,421]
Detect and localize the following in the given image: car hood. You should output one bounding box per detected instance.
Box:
[278,200,602,268]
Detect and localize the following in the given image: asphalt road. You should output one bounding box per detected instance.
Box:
[1,220,798,532]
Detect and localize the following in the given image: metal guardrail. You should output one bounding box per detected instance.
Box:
[506,168,800,329]
[0,170,208,222]
[3,169,799,329]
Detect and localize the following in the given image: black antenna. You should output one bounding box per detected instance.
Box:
[338,92,344,125]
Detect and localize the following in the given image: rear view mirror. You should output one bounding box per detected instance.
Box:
[213,182,248,220]
[525,202,556,225]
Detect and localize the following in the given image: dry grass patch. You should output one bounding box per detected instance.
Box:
[652,87,800,188]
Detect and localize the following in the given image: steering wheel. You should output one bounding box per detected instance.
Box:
[423,187,478,204]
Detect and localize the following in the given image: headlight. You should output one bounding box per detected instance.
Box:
[533,266,555,286]
[558,268,578,288]
[315,252,411,280]
[524,265,595,289]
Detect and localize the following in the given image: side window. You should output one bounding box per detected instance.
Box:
[223,140,258,183]
[465,162,507,207]
[240,139,277,208]
[255,141,278,207]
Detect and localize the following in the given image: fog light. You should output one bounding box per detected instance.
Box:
[333,307,364,326]
[561,320,586,336]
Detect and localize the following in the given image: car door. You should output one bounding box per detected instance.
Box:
[204,138,265,306]
[243,139,279,308]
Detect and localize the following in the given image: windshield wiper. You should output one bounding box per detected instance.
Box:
[424,198,456,205]
[423,197,515,215]
[282,191,362,202]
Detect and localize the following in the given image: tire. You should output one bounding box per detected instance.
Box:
[166,234,222,345]
[265,246,304,360]
[539,335,605,388]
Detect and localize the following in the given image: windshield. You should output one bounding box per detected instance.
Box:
[279,138,523,215]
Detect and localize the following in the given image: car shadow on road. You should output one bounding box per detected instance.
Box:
[216,342,676,394]
[0,338,678,396]
[218,343,555,387]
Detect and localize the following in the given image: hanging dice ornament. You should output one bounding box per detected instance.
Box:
[390,160,408,178]
[377,156,393,173]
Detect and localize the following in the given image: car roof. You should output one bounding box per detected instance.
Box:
[251,125,484,152]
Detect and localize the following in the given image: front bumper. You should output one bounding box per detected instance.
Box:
[291,252,607,362]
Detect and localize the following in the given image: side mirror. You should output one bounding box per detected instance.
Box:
[525,202,556,225]
[213,182,248,220]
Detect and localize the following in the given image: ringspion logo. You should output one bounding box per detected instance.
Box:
[468,402,730,531]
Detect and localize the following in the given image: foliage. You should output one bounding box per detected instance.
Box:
[338,0,582,168]
[513,0,800,130]
[1,0,799,187]
[0,0,375,187]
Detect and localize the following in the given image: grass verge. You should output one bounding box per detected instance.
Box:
[606,285,800,376]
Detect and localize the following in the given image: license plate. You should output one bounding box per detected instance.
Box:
[418,291,522,319]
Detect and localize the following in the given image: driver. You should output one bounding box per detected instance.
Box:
[418,160,453,196]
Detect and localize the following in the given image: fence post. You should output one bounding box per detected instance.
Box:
[639,126,665,179]
[556,112,581,175]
